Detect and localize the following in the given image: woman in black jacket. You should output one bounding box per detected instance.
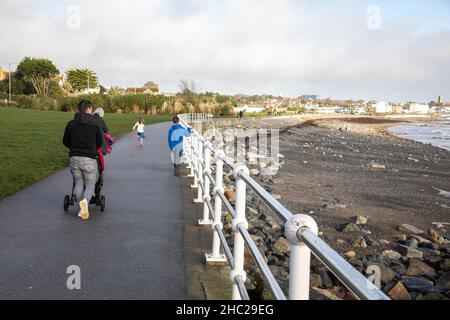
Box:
[93,107,109,155]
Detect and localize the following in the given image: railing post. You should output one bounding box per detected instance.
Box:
[184,134,191,169]
[199,142,212,225]
[194,137,204,203]
[285,214,319,300]
[230,165,249,300]
[190,133,198,188]
[206,150,227,263]
[187,129,195,177]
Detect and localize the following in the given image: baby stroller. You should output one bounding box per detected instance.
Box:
[103,132,115,155]
[63,149,106,212]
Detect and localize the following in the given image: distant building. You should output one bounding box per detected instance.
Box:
[0,67,9,81]
[353,107,366,115]
[438,96,444,105]
[83,87,101,94]
[371,101,392,113]
[407,103,430,114]
[391,104,404,114]
[52,75,66,87]
[233,104,266,114]
[127,81,160,95]
[316,107,345,114]
[301,95,320,101]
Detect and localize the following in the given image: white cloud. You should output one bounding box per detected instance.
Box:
[0,0,449,102]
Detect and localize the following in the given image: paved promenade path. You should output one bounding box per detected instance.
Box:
[0,122,186,299]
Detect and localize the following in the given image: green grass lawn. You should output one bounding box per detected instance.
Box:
[0,107,171,199]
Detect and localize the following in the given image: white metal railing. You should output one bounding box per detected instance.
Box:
[178,113,389,301]
[179,113,213,124]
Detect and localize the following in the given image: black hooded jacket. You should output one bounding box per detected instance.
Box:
[93,114,109,154]
[63,112,103,159]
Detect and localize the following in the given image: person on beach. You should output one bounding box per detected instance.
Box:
[133,117,146,148]
[63,100,103,220]
[168,116,192,176]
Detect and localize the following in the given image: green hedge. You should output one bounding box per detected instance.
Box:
[56,94,172,113]
[16,95,59,111]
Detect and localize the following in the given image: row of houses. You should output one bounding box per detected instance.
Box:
[233,98,450,115]
[368,101,450,114]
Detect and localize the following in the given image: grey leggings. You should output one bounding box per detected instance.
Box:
[70,156,98,203]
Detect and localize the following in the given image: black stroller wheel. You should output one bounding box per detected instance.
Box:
[64,195,70,212]
[100,196,106,212]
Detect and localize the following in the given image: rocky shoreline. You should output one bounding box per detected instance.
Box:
[206,116,450,300]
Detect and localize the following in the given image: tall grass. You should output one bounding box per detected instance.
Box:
[0,93,234,115]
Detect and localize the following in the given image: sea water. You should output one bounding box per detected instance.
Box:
[388,118,450,151]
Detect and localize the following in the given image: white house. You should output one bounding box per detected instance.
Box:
[354,107,366,115]
[374,101,392,113]
[407,103,429,114]
[82,87,101,94]
[316,107,345,114]
[233,104,266,114]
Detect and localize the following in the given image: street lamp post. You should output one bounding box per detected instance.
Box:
[8,63,18,105]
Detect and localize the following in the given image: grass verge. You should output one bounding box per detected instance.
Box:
[0,107,171,199]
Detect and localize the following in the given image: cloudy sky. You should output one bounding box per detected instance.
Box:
[1,0,449,102]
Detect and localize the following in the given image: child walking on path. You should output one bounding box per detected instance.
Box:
[133,118,146,148]
[168,116,192,176]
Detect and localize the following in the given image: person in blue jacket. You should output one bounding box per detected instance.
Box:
[168,116,192,176]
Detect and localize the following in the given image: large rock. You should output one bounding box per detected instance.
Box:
[247,207,259,217]
[397,245,424,259]
[250,234,264,245]
[417,293,449,300]
[344,251,357,258]
[406,259,435,276]
[310,273,322,288]
[268,220,282,232]
[382,250,402,260]
[405,238,419,250]
[341,223,361,233]
[224,189,235,202]
[436,272,450,290]
[429,229,445,244]
[317,268,334,289]
[273,237,292,254]
[402,276,442,294]
[352,236,367,248]
[438,259,450,272]
[411,235,432,244]
[353,215,368,225]
[398,224,424,235]
[387,281,412,300]
[269,265,288,279]
[394,234,407,241]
